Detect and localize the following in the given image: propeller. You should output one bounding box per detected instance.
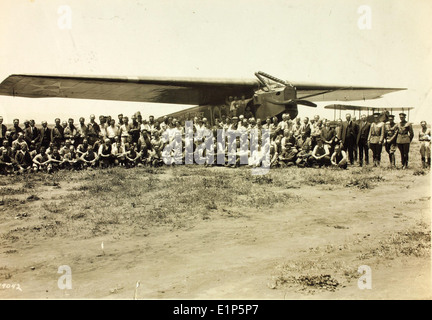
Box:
[265,98,317,107]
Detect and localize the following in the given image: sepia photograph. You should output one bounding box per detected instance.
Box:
[0,0,431,303]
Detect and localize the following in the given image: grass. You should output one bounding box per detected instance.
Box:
[270,222,430,293]
[0,142,429,245]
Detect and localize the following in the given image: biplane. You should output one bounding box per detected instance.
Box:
[0,71,405,124]
[324,104,414,123]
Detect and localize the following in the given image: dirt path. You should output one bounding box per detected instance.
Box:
[0,171,430,300]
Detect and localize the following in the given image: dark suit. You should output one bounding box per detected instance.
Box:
[24,126,41,150]
[10,125,24,141]
[341,120,359,164]
[357,120,370,165]
[39,126,52,149]
[0,124,7,145]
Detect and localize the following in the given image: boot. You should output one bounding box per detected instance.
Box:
[421,157,426,169]
[428,158,431,169]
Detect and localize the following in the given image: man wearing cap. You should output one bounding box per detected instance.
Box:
[396,113,414,169]
[384,114,398,168]
[356,114,370,166]
[367,113,385,166]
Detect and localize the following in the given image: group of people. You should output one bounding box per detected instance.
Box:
[0,110,430,175]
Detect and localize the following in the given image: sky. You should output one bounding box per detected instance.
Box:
[0,0,431,124]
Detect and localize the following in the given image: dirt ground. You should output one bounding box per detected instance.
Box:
[0,158,430,300]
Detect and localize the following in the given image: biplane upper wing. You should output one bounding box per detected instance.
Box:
[324,104,414,111]
[0,74,405,105]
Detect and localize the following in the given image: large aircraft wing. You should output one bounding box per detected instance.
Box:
[296,85,405,102]
[0,74,405,105]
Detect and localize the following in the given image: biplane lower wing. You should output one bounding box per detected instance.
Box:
[0,74,405,106]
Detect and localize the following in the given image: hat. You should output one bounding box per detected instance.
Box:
[388,114,395,119]
[399,112,407,117]
[202,118,208,122]
[373,112,380,117]
[232,116,239,120]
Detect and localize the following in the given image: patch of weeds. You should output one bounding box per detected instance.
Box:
[345,177,372,189]
[358,229,431,260]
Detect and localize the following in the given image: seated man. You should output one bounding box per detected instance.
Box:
[148,131,164,167]
[76,139,90,157]
[78,145,98,169]
[32,147,51,172]
[311,138,331,167]
[296,143,313,168]
[112,136,126,166]
[14,144,33,174]
[278,142,298,167]
[48,146,64,172]
[125,143,141,168]
[98,139,114,168]
[62,146,80,170]
[331,144,348,169]
[12,133,28,156]
[0,148,14,175]
[60,139,75,157]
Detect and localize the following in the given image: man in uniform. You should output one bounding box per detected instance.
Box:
[367,113,385,167]
[384,114,398,168]
[396,113,414,169]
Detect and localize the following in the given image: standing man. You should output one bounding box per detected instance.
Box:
[367,113,385,167]
[87,114,100,146]
[357,114,370,167]
[25,119,41,151]
[341,113,359,165]
[384,115,398,168]
[0,116,7,146]
[51,118,64,148]
[396,113,414,169]
[76,117,88,146]
[64,118,78,146]
[418,121,431,169]
[39,121,52,150]
[10,119,24,141]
